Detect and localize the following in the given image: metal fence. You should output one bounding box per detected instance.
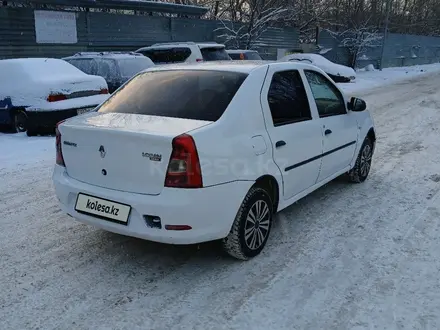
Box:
[0,7,299,60]
[318,30,440,69]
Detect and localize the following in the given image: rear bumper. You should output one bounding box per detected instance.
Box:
[27,107,96,130]
[52,165,252,244]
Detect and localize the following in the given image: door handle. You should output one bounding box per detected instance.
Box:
[275,140,286,148]
[324,129,332,135]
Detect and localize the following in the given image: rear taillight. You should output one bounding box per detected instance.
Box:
[47,93,67,102]
[55,120,65,167]
[196,58,203,62]
[100,88,109,94]
[165,134,202,188]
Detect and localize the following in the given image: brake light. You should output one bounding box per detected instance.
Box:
[100,88,109,94]
[47,93,67,102]
[165,134,202,188]
[55,120,65,167]
[196,58,203,62]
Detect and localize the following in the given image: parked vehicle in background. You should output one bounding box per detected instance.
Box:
[0,58,109,136]
[278,53,356,82]
[53,61,375,260]
[227,49,263,60]
[63,52,154,93]
[135,42,231,64]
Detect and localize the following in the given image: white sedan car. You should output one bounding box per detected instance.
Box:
[0,58,109,136]
[52,61,375,260]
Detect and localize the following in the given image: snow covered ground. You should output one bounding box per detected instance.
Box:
[341,62,440,94]
[1,65,440,329]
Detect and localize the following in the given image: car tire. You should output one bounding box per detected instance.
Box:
[347,137,374,183]
[222,187,273,260]
[14,110,28,133]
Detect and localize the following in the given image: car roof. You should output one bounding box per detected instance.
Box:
[144,60,320,74]
[0,57,64,64]
[63,52,145,60]
[226,49,258,54]
[136,42,225,52]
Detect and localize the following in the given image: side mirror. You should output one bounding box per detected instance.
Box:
[348,97,367,112]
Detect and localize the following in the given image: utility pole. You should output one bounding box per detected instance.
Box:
[379,0,391,70]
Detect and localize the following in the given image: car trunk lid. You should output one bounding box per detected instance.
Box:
[59,112,212,195]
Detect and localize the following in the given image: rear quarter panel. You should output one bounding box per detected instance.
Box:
[190,66,283,190]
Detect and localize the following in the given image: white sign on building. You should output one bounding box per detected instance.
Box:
[34,10,78,44]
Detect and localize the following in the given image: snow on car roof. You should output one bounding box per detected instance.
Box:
[144,60,318,74]
[0,58,86,79]
[63,52,145,60]
[278,53,356,78]
[136,42,225,51]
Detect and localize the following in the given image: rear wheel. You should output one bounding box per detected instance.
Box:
[222,187,273,260]
[14,110,28,133]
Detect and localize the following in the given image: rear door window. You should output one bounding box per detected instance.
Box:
[267,70,312,126]
[200,47,231,61]
[98,70,248,121]
[137,47,191,64]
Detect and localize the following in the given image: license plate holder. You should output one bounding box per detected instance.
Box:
[74,193,131,225]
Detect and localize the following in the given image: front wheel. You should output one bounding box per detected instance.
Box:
[222,187,273,260]
[347,137,374,183]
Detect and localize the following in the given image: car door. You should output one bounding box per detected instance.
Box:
[261,67,323,200]
[303,69,359,182]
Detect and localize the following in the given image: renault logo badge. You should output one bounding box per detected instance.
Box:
[99,145,106,158]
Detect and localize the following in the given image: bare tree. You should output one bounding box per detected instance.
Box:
[215,6,287,49]
[327,19,383,68]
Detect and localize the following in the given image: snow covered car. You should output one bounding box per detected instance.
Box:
[0,58,110,136]
[52,61,375,260]
[278,53,356,83]
[63,52,155,94]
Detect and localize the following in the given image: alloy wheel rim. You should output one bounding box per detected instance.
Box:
[244,200,270,250]
[360,144,372,177]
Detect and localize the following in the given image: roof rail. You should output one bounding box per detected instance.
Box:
[73,52,101,56]
[72,51,143,57]
[150,41,197,47]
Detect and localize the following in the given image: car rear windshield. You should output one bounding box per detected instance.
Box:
[65,58,97,75]
[245,52,262,60]
[97,70,248,121]
[118,57,154,77]
[137,47,191,64]
[228,53,241,60]
[200,47,231,61]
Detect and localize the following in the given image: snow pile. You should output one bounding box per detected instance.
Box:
[339,62,440,94]
[278,53,356,79]
[0,58,109,111]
